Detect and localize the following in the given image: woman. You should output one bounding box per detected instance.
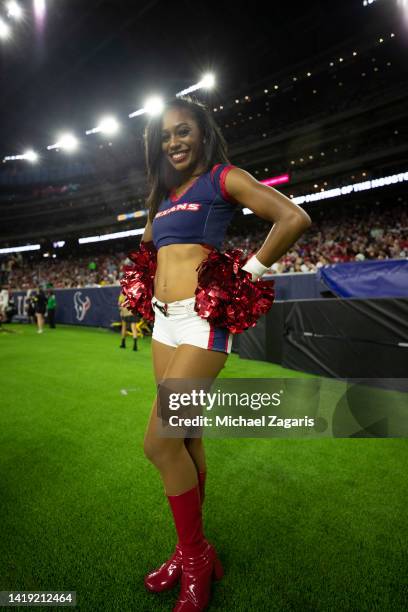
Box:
[141,97,311,611]
[26,292,36,325]
[118,292,138,350]
[34,288,47,334]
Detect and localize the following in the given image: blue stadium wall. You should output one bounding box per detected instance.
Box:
[11,260,408,328]
[12,272,325,327]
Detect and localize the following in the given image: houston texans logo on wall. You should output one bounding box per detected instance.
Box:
[74,292,91,321]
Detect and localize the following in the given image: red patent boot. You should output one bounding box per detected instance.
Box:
[168,484,224,611]
[144,472,207,593]
[144,545,183,592]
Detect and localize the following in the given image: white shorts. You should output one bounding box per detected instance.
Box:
[151,296,233,354]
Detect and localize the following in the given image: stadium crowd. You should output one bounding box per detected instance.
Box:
[1,201,407,290]
[226,201,408,273]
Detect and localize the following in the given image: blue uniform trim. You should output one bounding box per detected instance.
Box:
[207,324,230,353]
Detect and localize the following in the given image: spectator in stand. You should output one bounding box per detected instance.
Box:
[3,200,407,289]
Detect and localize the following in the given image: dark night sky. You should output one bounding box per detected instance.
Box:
[0,0,401,157]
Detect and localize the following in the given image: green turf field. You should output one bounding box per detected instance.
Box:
[1,324,407,611]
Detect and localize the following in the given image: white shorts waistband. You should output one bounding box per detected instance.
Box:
[151,296,196,316]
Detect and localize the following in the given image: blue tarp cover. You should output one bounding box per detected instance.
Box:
[318,259,408,298]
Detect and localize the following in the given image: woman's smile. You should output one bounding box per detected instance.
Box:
[169,150,190,165]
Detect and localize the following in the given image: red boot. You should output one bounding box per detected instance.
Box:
[144,546,183,593]
[144,472,207,593]
[168,484,223,611]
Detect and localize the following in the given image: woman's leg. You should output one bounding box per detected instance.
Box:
[120,320,126,347]
[145,344,228,608]
[143,339,226,594]
[148,341,229,490]
[131,322,137,339]
[145,340,197,494]
[131,322,138,350]
[36,313,44,333]
[184,438,206,473]
[144,343,227,494]
[143,338,183,593]
[184,438,207,505]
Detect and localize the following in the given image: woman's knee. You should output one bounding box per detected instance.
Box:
[143,435,183,467]
[143,435,158,462]
[184,437,203,450]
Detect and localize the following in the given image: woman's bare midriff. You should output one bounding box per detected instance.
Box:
[154,243,212,303]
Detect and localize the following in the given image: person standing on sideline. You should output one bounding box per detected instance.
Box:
[34,288,47,334]
[0,285,8,325]
[47,289,57,329]
[138,96,311,611]
[118,292,138,351]
[26,292,37,325]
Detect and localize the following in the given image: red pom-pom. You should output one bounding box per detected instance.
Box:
[120,241,157,322]
[194,249,275,334]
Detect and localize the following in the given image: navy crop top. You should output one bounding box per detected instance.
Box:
[152,163,237,251]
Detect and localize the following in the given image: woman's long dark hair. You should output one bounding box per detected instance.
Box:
[144,96,230,222]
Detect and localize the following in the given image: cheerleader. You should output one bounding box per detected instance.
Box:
[136,97,311,611]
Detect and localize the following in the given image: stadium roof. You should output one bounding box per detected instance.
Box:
[0,0,402,158]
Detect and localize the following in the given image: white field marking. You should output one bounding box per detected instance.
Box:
[120,388,142,395]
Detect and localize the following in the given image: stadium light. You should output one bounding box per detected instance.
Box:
[176,73,216,97]
[7,1,23,20]
[0,244,41,254]
[200,73,215,89]
[59,134,78,151]
[47,133,78,152]
[144,96,164,116]
[129,96,164,119]
[78,228,144,244]
[98,116,119,134]
[397,0,408,23]
[24,150,38,162]
[86,116,120,136]
[0,18,11,39]
[33,0,46,19]
[3,150,38,162]
[128,108,145,118]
